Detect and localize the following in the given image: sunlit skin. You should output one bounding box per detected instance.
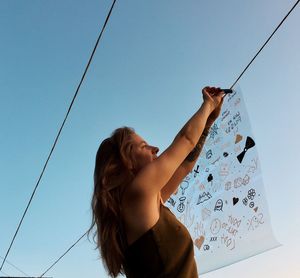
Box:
[122,87,224,248]
[129,133,160,173]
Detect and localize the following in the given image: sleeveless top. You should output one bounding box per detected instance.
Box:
[121,203,198,278]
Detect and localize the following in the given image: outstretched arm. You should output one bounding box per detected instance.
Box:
[131,87,222,198]
[160,125,211,203]
[160,87,225,203]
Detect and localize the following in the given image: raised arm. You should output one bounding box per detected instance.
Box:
[160,125,211,202]
[160,89,224,202]
[131,87,224,198]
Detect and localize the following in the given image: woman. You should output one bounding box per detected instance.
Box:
[89,86,225,277]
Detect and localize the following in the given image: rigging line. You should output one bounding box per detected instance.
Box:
[230,0,300,89]
[0,0,117,271]
[0,269,10,277]
[38,231,88,278]
[0,256,29,277]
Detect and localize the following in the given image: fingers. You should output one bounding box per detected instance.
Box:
[202,87,213,101]
[202,86,211,96]
[202,86,225,109]
[203,86,223,96]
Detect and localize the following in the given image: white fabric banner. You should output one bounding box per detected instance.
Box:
[166,85,280,275]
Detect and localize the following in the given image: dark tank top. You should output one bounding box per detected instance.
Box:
[122,203,198,278]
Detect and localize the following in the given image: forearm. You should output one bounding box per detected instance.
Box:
[161,123,212,202]
[185,125,210,163]
[175,102,213,146]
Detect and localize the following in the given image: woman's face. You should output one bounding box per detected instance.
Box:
[130,133,159,172]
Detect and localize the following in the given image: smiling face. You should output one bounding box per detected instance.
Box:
[129,133,159,173]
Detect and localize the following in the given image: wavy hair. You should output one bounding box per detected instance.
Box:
[88,126,137,277]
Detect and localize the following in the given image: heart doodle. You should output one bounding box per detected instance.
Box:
[233,197,239,206]
[235,134,243,144]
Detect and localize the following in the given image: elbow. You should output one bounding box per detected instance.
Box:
[183,133,197,149]
[180,124,197,148]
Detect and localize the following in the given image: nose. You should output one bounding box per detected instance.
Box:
[151,146,159,155]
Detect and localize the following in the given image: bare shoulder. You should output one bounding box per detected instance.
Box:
[121,186,161,245]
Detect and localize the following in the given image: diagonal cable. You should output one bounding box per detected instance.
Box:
[39,231,88,278]
[0,0,117,271]
[0,269,11,277]
[230,0,300,89]
[0,256,29,277]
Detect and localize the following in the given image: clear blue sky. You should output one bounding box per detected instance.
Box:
[1,0,299,277]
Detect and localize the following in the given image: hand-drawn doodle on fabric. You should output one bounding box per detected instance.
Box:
[214,199,223,211]
[237,136,255,163]
[166,86,279,274]
[177,196,186,213]
[209,123,219,139]
[196,192,212,205]
[180,179,189,195]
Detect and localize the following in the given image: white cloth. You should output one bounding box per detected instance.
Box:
[166,85,280,274]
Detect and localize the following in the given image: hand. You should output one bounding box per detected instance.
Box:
[202,86,224,126]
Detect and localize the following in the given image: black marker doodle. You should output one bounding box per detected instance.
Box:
[237,136,255,163]
[223,152,229,157]
[210,237,217,242]
[193,165,200,178]
[211,156,221,165]
[203,244,210,251]
[197,192,212,205]
[227,89,237,101]
[249,201,254,208]
[206,150,213,159]
[177,196,186,213]
[167,197,176,207]
[242,197,248,206]
[232,197,239,206]
[221,109,230,121]
[214,199,223,211]
[180,180,189,195]
[247,188,256,200]
[225,112,241,134]
[207,174,213,183]
[209,123,219,139]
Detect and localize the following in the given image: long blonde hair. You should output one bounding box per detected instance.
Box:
[88,126,137,277]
